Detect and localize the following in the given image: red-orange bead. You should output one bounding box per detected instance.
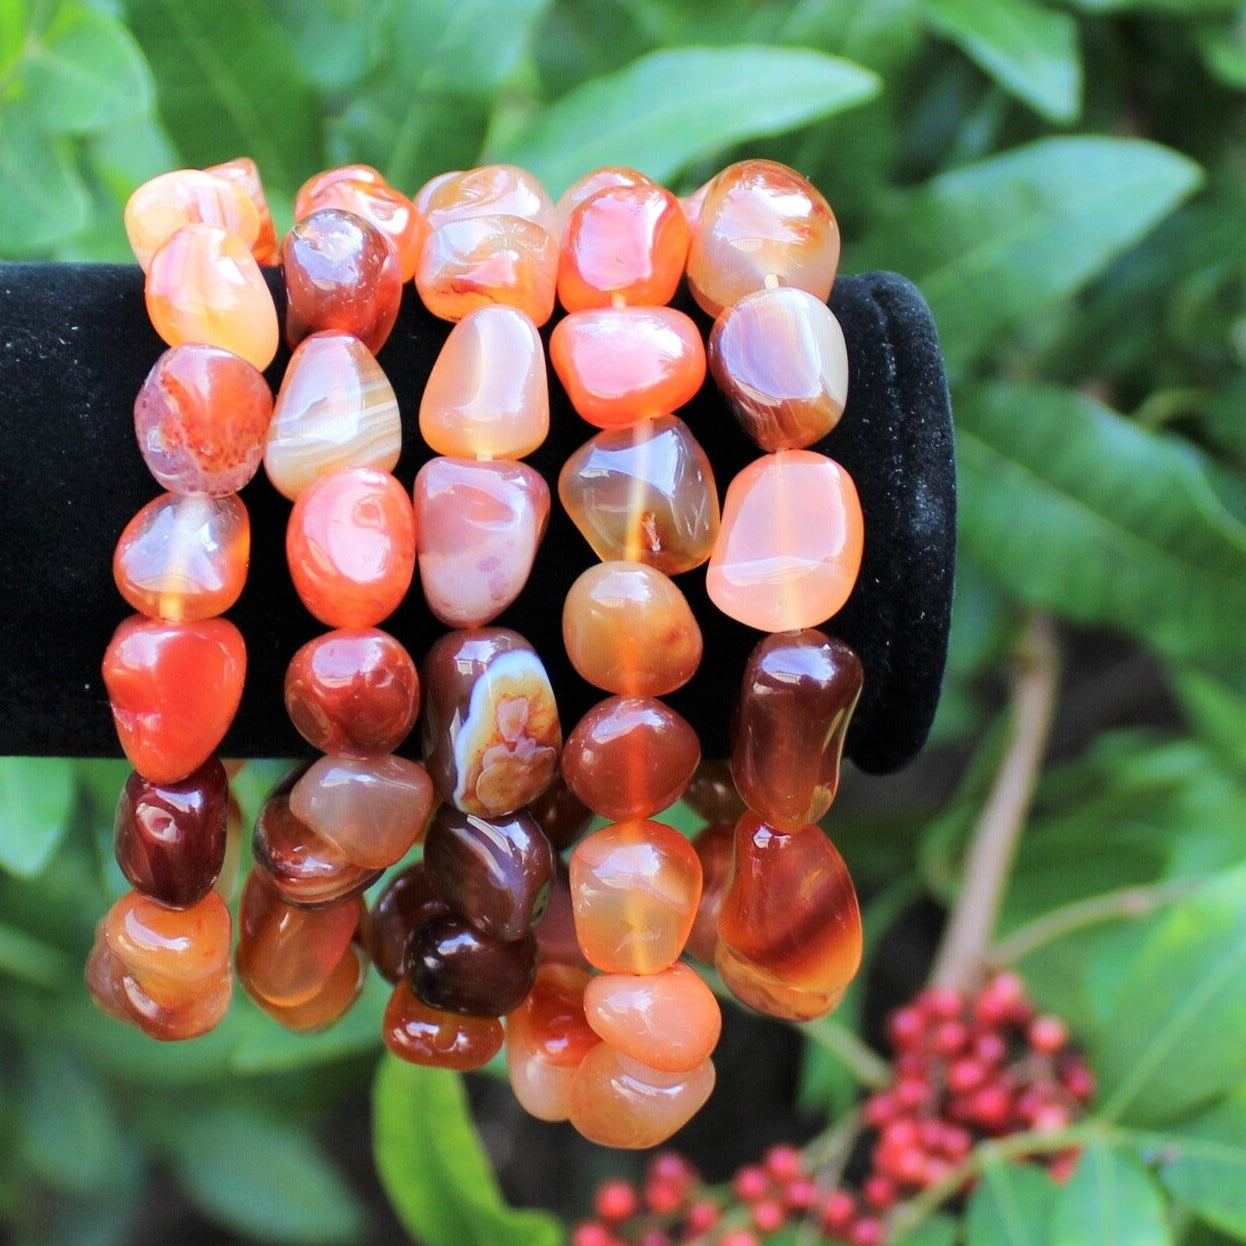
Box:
[294,164,387,215]
[556,166,656,233]
[125,168,261,271]
[296,176,423,281]
[416,164,557,236]
[206,156,278,263]
[686,820,735,963]
[383,978,504,1071]
[254,941,367,1032]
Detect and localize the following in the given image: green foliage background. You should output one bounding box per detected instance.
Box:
[3,0,1246,1243]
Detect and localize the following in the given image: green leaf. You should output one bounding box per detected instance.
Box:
[854,137,1202,374]
[1050,1143,1171,1245]
[373,1056,562,1246]
[955,381,1246,660]
[895,1214,959,1245]
[0,757,76,877]
[0,919,76,987]
[1199,18,1246,89]
[919,0,1081,122]
[494,44,881,196]
[1171,669,1246,777]
[0,100,90,254]
[965,1160,1058,1246]
[1067,0,1240,12]
[264,0,388,91]
[1159,1085,1246,1236]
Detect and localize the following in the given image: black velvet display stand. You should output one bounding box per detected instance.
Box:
[0,263,954,775]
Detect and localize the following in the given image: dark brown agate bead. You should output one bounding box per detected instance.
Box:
[409,913,538,1017]
[365,863,451,984]
[683,759,745,824]
[423,805,554,943]
[526,770,594,851]
[114,756,229,906]
[383,979,504,1071]
[731,629,863,829]
[282,207,403,353]
[686,820,736,963]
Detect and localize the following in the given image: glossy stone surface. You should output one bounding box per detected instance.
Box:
[103,615,246,784]
[563,562,702,696]
[421,628,561,817]
[383,978,504,1070]
[559,415,719,574]
[416,164,557,236]
[295,175,423,280]
[534,861,590,970]
[562,696,700,821]
[255,941,367,1032]
[732,629,862,827]
[686,820,735,963]
[549,306,706,428]
[683,759,746,824]
[146,224,279,372]
[265,333,402,501]
[125,168,261,271]
[410,913,538,1016]
[423,805,554,942]
[366,863,450,984]
[114,757,228,907]
[284,627,420,755]
[294,163,386,210]
[686,159,840,318]
[555,166,656,233]
[569,820,702,974]
[206,156,277,262]
[134,344,272,495]
[527,772,594,851]
[213,790,244,903]
[286,466,416,627]
[418,305,549,459]
[706,450,863,632]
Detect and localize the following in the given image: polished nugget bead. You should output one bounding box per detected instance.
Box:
[103,615,246,784]
[146,224,279,372]
[686,820,735,963]
[206,156,278,263]
[421,628,561,817]
[366,863,450,984]
[527,771,594,852]
[125,168,261,271]
[562,697,700,821]
[549,306,706,428]
[416,164,557,236]
[294,163,386,212]
[733,630,863,827]
[684,759,745,824]
[134,344,272,495]
[383,978,504,1070]
[213,790,244,903]
[282,208,404,352]
[706,450,863,632]
[286,466,415,627]
[284,627,419,755]
[265,332,402,500]
[710,287,849,451]
[113,492,250,622]
[559,415,719,574]
[534,861,590,970]
[556,166,656,232]
[414,457,550,627]
[418,305,549,459]
[570,820,702,974]
[295,175,423,281]
[255,940,367,1032]
[686,159,840,318]
[563,563,702,696]
[410,913,538,1016]
[114,757,228,907]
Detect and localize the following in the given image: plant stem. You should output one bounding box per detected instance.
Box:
[929,612,1061,993]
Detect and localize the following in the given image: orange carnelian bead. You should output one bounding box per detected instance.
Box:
[103,615,246,784]
[294,163,386,216]
[570,820,702,974]
[686,820,735,963]
[707,450,863,632]
[684,759,746,824]
[679,180,710,232]
[254,941,368,1032]
[556,166,656,232]
[549,306,706,428]
[535,862,592,970]
[125,168,261,271]
[415,164,557,236]
[206,156,278,263]
[563,562,702,696]
[383,978,504,1071]
[286,466,415,627]
[296,176,423,281]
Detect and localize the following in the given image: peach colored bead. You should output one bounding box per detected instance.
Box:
[570,820,702,974]
[568,1045,716,1150]
[124,168,260,271]
[556,166,656,233]
[145,224,279,372]
[416,164,557,236]
[716,942,845,1022]
[253,941,367,1033]
[418,305,549,459]
[294,163,386,215]
[296,177,424,281]
[680,181,710,231]
[383,978,504,1071]
[113,492,249,622]
[563,562,702,696]
[416,215,558,325]
[206,156,278,263]
[549,306,706,428]
[706,450,863,632]
[286,466,415,627]
[265,332,401,500]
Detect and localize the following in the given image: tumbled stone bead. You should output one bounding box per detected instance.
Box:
[556,166,656,232]
[366,863,451,984]
[421,628,561,817]
[294,163,386,214]
[710,287,849,451]
[562,696,700,821]
[534,861,591,970]
[716,813,861,1018]
[584,962,721,1073]
[549,306,706,428]
[506,963,600,1121]
[410,913,538,1016]
[423,805,554,942]
[134,344,272,495]
[146,224,279,372]
[414,457,550,628]
[684,759,746,824]
[563,562,702,696]
[284,627,419,755]
[418,305,549,459]
[113,492,250,622]
[286,466,415,627]
[706,450,863,632]
[732,629,863,827]
[288,754,434,871]
[265,333,402,501]
[686,820,735,963]
[416,215,558,325]
[686,159,840,318]
[416,164,557,237]
[125,168,261,271]
[383,978,504,1070]
[568,1045,716,1150]
[114,757,228,907]
[570,820,702,974]
[295,176,424,281]
[680,181,709,231]
[559,415,719,574]
[527,771,594,851]
[716,942,844,1022]
[255,940,368,1032]
[206,156,278,263]
[103,615,246,784]
[282,209,404,352]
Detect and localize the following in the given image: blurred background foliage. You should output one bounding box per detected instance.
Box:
[4,0,1246,1243]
